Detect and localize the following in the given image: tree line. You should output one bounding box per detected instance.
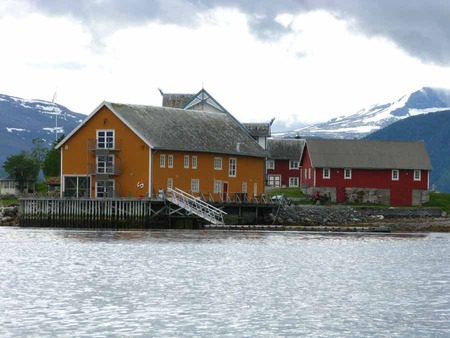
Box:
[2,136,63,192]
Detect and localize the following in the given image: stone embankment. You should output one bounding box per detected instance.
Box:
[0,205,19,226]
[269,205,450,232]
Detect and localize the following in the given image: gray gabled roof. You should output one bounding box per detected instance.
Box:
[304,138,432,170]
[106,102,268,157]
[243,123,271,137]
[162,93,194,108]
[268,139,305,160]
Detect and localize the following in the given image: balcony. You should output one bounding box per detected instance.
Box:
[87,161,122,176]
[88,139,122,153]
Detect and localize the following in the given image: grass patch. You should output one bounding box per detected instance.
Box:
[265,187,305,199]
[0,198,18,206]
[423,192,450,213]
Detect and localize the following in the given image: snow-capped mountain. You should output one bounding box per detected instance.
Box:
[273,87,450,139]
[0,93,86,172]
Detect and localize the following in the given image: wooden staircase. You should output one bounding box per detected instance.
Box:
[165,188,226,225]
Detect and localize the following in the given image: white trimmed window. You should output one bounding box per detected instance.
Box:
[323,168,330,179]
[229,158,237,177]
[267,160,275,170]
[289,160,299,170]
[214,180,222,194]
[289,177,299,187]
[214,157,222,170]
[167,178,173,190]
[304,169,307,179]
[192,156,198,169]
[191,179,199,193]
[160,154,166,168]
[96,180,114,198]
[344,168,352,180]
[308,168,311,180]
[414,170,421,181]
[184,155,189,168]
[392,169,399,181]
[168,155,173,168]
[97,155,114,174]
[242,182,247,193]
[253,183,258,196]
[97,130,114,149]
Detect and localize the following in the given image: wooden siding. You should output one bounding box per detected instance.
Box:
[60,106,150,198]
[267,159,301,187]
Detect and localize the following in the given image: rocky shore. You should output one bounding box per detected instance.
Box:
[0,205,19,226]
[268,205,450,232]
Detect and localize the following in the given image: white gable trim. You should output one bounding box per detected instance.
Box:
[55,101,153,149]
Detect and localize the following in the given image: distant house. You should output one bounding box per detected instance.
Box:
[300,139,432,206]
[56,102,268,199]
[0,177,35,195]
[266,139,305,187]
[161,88,272,149]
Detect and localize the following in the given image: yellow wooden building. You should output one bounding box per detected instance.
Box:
[56,101,268,199]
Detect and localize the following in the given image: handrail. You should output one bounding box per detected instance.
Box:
[171,188,226,215]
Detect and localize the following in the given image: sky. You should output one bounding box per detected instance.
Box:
[1,0,450,131]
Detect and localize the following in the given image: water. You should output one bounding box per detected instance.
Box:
[1,228,449,337]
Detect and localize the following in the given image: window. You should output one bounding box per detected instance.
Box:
[323,168,330,179]
[268,175,281,187]
[214,180,222,194]
[192,156,198,169]
[242,182,247,193]
[253,183,258,196]
[308,168,311,180]
[64,176,90,198]
[289,160,299,170]
[214,157,222,170]
[184,155,189,168]
[97,155,115,174]
[160,154,166,168]
[229,158,237,177]
[168,155,173,168]
[96,180,114,198]
[167,178,173,190]
[97,130,114,149]
[344,168,352,179]
[414,170,421,181]
[304,169,307,180]
[289,177,299,187]
[191,179,199,193]
[267,160,275,170]
[392,169,399,181]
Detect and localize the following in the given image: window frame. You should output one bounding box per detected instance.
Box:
[323,168,330,179]
[168,155,174,168]
[184,155,189,169]
[192,156,198,169]
[167,178,173,190]
[267,160,275,170]
[96,180,115,198]
[414,170,421,181]
[344,168,352,180]
[96,155,115,174]
[392,169,399,181]
[96,130,115,149]
[191,179,199,193]
[160,154,166,168]
[228,158,237,177]
[289,160,299,170]
[214,157,222,170]
[289,177,299,187]
[213,180,222,194]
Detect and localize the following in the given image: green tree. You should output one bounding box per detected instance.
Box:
[30,138,49,170]
[3,151,40,192]
[43,135,64,178]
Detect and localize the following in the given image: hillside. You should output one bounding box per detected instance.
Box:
[365,110,450,192]
[0,93,85,175]
[274,87,450,139]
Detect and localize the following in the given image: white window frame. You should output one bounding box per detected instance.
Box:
[242,182,247,193]
[289,177,299,187]
[214,157,222,170]
[289,160,299,170]
[253,183,258,196]
[168,155,173,168]
[96,180,115,198]
[392,169,399,181]
[323,168,330,179]
[414,170,421,181]
[308,168,311,180]
[160,154,166,168]
[96,155,115,174]
[267,160,275,170]
[192,156,198,169]
[63,175,91,198]
[184,155,189,169]
[97,130,115,149]
[214,180,222,194]
[167,178,173,190]
[344,168,352,180]
[229,158,237,177]
[304,169,307,179]
[191,179,199,193]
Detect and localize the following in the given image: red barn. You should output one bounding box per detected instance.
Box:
[267,139,305,187]
[300,139,432,206]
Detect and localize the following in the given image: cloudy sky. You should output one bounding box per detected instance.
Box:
[1,0,450,130]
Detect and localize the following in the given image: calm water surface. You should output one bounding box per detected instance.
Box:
[0,228,449,337]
